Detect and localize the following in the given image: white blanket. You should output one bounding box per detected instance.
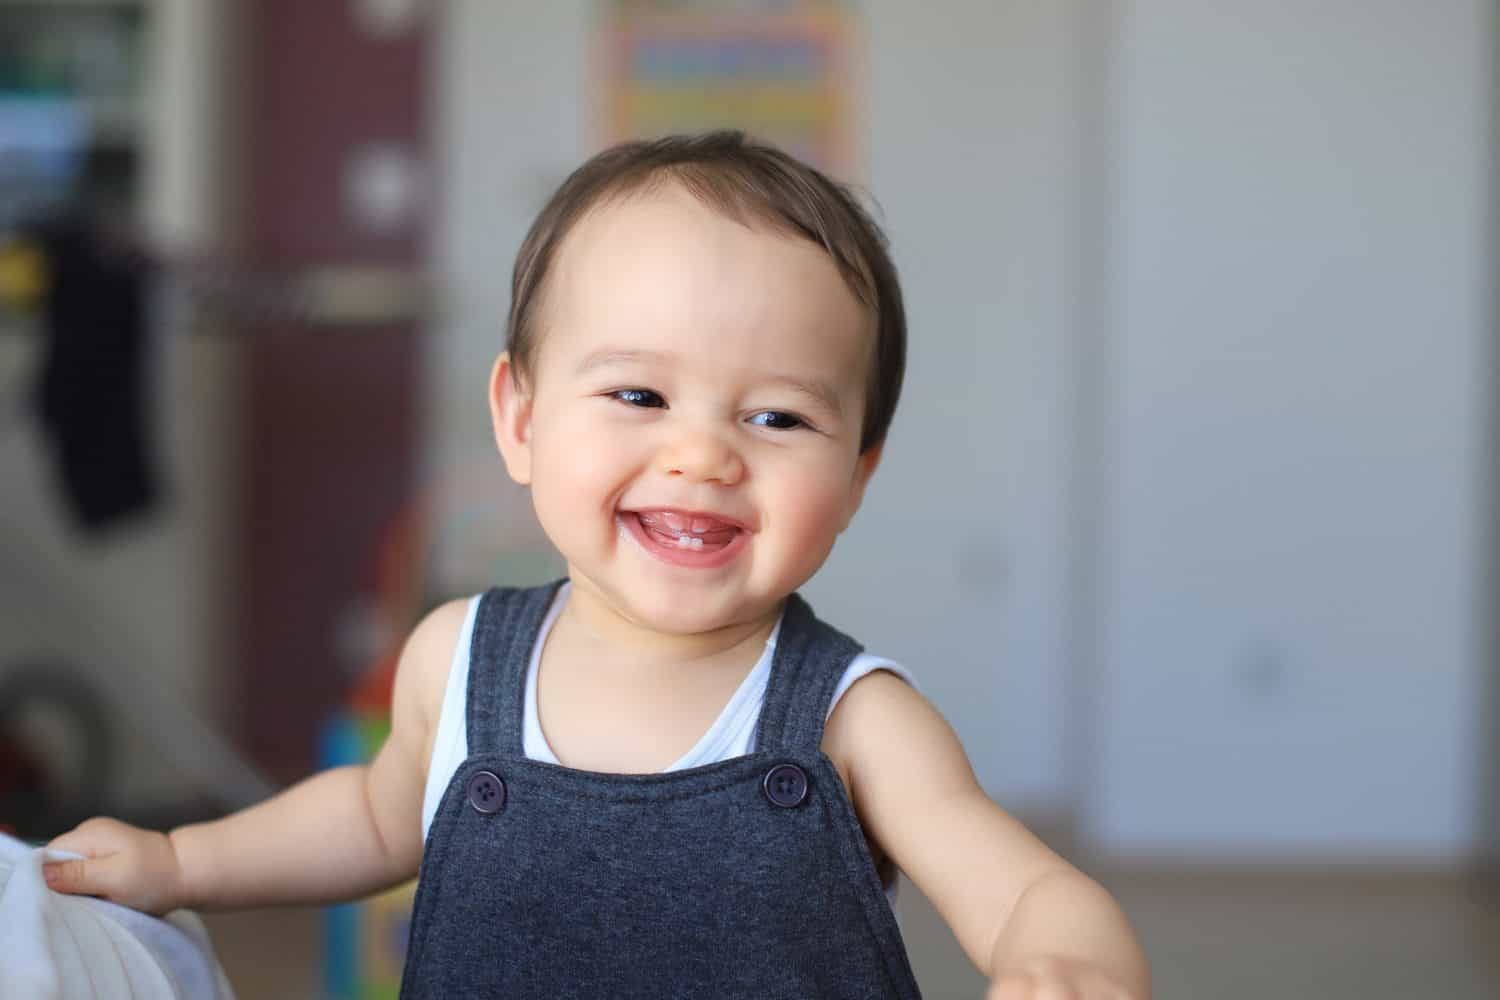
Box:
[0,833,233,999]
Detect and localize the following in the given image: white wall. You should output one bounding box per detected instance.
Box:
[1088,0,1492,860]
[433,0,1085,811]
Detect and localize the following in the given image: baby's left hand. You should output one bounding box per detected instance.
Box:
[986,955,1142,1000]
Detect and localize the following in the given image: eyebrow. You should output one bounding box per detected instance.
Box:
[767,375,844,417]
[573,348,672,376]
[573,346,844,416]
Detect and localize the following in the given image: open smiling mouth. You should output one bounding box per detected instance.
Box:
[621,509,749,568]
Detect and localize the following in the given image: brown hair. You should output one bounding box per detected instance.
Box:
[505,130,905,453]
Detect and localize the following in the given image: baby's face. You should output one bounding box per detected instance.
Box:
[492,182,880,635]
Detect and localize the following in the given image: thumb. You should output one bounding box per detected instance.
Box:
[43,855,111,897]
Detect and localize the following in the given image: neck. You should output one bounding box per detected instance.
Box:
[557,576,781,672]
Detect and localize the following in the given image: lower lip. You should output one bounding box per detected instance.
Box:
[620,512,749,569]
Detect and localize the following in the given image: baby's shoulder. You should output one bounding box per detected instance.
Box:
[822,650,962,762]
[390,597,473,741]
[822,664,924,746]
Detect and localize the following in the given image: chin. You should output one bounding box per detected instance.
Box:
[621,588,747,636]
[607,569,783,633]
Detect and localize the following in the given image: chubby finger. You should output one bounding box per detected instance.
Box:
[43,856,100,896]
[987,972,1083,1000]
[987,972,1033,999]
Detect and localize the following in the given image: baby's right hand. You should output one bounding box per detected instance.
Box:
[44,817,187,916]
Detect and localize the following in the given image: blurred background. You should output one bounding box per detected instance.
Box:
[0,0,1496,997]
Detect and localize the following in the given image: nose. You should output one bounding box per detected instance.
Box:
[657,428,745,486]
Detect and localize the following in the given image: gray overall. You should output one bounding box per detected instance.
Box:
[399,581,923,998]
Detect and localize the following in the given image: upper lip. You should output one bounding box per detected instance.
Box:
[623,507,754,532]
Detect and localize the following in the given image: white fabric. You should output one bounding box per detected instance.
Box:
[420,585,917,906]
[0,834,233,1000]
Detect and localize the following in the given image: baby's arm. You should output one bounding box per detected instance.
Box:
[44,600,467,915]
[823,672,1150,999]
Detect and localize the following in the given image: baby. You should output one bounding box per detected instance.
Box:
[45,132,1149,999]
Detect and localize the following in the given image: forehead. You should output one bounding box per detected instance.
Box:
[535,183,872,384]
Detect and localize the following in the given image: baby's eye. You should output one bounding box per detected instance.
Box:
[612,388,665,408]
[748,410,805,430]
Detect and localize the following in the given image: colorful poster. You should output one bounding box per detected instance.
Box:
[596,0,860,178]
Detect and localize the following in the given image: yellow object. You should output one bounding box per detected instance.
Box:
[0,241,48,311]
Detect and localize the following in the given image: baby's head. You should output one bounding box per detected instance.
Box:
[489,131,906,635]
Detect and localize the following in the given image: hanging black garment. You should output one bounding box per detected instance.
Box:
[33,219,159,534]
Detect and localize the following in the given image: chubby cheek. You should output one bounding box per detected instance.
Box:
[758,464,857,581]
[528,416,635,552]
[528,470,588,562]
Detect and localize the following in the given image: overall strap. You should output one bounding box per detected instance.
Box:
[753,593,864,755]
[466,579,566,756]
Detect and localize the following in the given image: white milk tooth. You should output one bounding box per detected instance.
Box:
[691,518,712,533]
[676,534,692,548]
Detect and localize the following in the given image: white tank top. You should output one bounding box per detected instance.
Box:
[420,584,916,904]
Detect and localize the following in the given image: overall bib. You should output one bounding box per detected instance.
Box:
[399,582,923,998]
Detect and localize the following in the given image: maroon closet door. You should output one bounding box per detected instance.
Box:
[240,1,432,783]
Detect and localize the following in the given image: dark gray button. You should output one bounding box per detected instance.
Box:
[467,770,506,814]
[763,764,809,808]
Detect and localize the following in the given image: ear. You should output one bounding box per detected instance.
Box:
[489,352,534,486]
[839,441,884,532]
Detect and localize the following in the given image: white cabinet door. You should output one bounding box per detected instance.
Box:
[1086,0,1490,861]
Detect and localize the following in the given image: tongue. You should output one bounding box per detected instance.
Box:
[636,511,738,545]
